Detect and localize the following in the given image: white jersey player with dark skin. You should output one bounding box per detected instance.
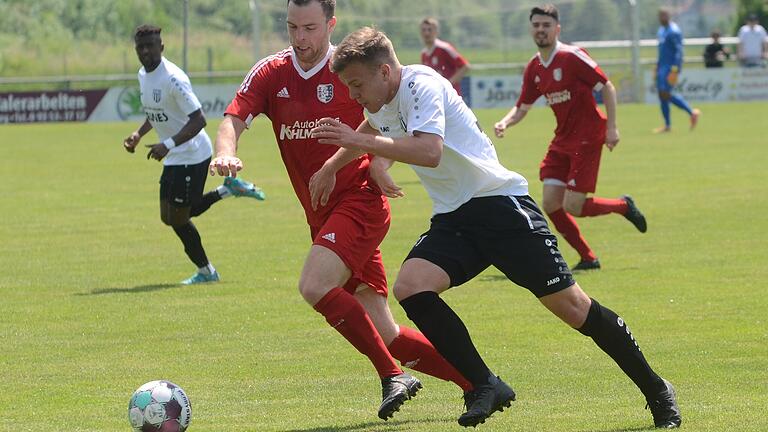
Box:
[312,26,681,429]
[123,25,264,285]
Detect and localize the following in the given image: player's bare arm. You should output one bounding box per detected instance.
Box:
[494,105,529,138]
[210,115,246,177]
[124,119,153,153]
[601,81,620,150]
[146,109,207,161]
[357,119,403,198]
[369,156,403,198]
[313,117,443,168]
[450,64,470,86]
[309,119,373,210]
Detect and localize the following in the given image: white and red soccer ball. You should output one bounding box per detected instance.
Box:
[128,380,191,432]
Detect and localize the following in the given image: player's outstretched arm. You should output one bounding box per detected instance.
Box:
[494,105,529,138]
[210,115,246,177]
[601,81,620,151]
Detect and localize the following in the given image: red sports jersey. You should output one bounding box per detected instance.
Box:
[421,39,468,95]
[226,47,372,227]
[516,42,608,150]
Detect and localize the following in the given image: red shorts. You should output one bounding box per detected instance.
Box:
[539,144,603,193]
[310,188,390,296]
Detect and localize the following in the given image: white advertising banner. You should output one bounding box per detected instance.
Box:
[467,75,548,109]
[88,83,238,122]
[643,67,768,103]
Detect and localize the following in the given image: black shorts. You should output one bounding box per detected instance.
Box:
[405,195,575,298]
[159,158,211,208]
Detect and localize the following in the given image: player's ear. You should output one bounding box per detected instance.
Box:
[327,16,337,33]
[380,63,391,80]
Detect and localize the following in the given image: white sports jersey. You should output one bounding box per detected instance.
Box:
[738,24,768,59]
[366,65,528,215]
[138,57,212,166]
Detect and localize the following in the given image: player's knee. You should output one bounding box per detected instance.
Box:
[563,200,583,216]
[658,91,671,101]
[393,278,420,302]
[298,279,331,305]
[160,213,174,226]
[542,199,562,215]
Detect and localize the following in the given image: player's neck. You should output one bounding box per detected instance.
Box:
[387,65,403,104]
[296,44,330,72]
[539,45,556,62]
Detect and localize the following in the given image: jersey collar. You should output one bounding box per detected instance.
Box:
[537,41,562,69]
[291,45,333,80]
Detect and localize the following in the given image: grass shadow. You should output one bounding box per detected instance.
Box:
[74,283,182,295]
[282,418,449,432]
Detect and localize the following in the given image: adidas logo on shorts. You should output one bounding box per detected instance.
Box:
[321,232,336,243]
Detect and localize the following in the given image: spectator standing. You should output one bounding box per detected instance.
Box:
[738,14,768,67]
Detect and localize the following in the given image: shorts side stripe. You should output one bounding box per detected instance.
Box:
[509,196,534,230]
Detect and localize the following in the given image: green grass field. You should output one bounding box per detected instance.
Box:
[1,102,767,431]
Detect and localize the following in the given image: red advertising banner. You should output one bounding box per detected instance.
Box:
[0,90,108,124]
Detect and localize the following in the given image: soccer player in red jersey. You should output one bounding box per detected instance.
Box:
[208,0,471,420]
[494,4,647,271]
[420,17,470,96]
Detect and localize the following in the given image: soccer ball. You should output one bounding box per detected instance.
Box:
[128,380,192,432]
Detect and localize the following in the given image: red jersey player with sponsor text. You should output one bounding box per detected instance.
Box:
[494,4,647,271]
[208,0,471,421]
[420,17,470,96]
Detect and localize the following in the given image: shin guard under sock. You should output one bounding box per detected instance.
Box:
[547,208,597,262]
[399,291,491,388]
[577,298,664,398]
[172,222,209,268]
[314,288,401,378]
[580,197,629,217]
[388,325,473,391]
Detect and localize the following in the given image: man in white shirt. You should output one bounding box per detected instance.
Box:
[312,27,681,429]
[123,25,265,285]
[738,14,768,67]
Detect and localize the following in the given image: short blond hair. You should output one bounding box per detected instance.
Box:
[331,27,397,74]
[421,17,439,29]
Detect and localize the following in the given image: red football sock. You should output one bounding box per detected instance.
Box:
[547,208,597,262]
[580,197,628,217]
[314,288,402,378]
[388,326,473,392]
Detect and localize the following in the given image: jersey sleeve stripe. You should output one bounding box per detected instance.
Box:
[436,40,461,59]
[239,49,291,94]
[571,48,598,69]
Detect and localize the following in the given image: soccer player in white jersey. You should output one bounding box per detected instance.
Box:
[312,27,681,429]
[122,25,265,285]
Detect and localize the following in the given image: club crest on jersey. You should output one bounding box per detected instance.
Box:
[316,84,334,103]
[553,68,562,81]
[153,89,162,103]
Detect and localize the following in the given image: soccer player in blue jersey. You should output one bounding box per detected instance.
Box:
[655,8,700,133]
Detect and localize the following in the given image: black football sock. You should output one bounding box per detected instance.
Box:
[190,191,222,217]
[577,298,665,398]
[172,222,209,268]
[399,291,492,388]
